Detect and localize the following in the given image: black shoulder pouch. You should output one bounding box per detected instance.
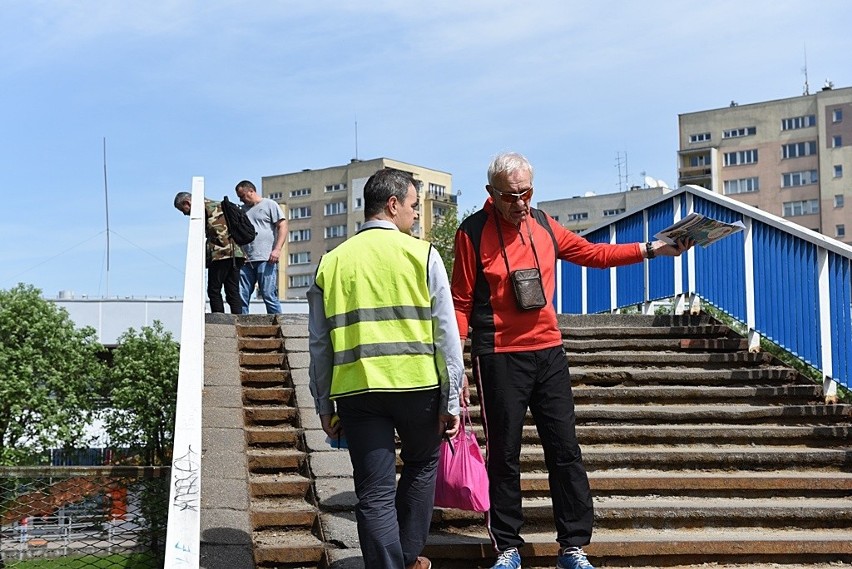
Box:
[510,268,546,310]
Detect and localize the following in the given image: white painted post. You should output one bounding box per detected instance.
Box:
[743,218,761,352]
[817,248,837,402]
[610,224,618,313]
[164,176,206,568]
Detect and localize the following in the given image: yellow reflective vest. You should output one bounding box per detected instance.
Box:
[314,227,440,399]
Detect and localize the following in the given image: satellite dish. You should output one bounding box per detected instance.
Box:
[657,179,670,189]
[584,191,596,197]
[644,176,659,188]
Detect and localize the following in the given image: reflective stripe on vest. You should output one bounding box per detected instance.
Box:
[315,228,439,399]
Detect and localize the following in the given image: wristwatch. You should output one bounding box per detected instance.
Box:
[645,241,656,259]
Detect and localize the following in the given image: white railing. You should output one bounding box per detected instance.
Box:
[164,176,206,568]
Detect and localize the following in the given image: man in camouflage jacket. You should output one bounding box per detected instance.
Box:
[174,192,245,313]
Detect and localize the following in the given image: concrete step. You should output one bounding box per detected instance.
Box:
[243,405,298,425]
[236,324,281,337]
[240,368,290,385]
[245,425,302,446]
[253,527,325,565]
[250,473,311,498]
[573,403,852,424]
[465,423,851,446]
[238,337,284,351]
[250,496,317,529]
[572,384,821,404]
[564,338,749,352]
[567,350,776,366]
[421,527,852,567]
[569,367,800,386]
[247,448,306,472]
[435,495,852,529]
[243,386,295,405]
[562,324,736,339]
[240,352,286,367]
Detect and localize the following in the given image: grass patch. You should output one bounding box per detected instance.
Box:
[8,553,158,569]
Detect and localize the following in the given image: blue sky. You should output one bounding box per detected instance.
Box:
[3,1,851,299]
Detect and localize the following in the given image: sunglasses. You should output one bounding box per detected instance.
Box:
[491,187,533,204]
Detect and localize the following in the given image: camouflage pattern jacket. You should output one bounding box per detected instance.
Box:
[204,199,244,263]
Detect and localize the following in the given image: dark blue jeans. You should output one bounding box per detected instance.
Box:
[337,388,442,569]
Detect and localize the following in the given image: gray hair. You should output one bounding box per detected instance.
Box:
[487,152,534,187]
[173,191,191,209]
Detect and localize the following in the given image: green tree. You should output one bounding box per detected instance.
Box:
[103,321,179,465]
[427,207,474,277]
[0,283,105,465]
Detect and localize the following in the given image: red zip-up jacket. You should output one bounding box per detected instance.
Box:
[451,198,643,356]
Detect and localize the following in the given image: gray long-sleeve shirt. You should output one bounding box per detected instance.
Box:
[307,220,465,417]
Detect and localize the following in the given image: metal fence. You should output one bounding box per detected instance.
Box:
[0,466,169,568]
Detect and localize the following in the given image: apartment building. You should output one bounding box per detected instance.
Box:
[262,157,455,299]
[678,84,852,244]
[538,186,669,232]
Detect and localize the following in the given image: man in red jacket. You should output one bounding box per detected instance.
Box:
[451,152,692,569]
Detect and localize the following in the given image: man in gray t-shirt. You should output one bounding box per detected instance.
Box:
[235,180,287,314]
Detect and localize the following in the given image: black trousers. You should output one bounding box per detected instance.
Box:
[207,257,244,313]
[337,389,441,569]
[473,346,593,552]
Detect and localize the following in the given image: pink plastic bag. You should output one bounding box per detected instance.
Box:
[434,409,490,512]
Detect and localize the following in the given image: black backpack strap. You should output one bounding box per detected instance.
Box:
[529,207,558,254]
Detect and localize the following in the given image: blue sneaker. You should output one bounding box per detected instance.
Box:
[491,547,521,569]
[556,547,594,569]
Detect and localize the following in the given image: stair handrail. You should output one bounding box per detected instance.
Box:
[164,176,206,568]
[554,184,852,398]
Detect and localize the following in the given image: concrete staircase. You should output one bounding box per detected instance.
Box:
[230,313,852,568]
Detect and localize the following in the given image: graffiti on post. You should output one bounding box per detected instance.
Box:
[172,445,200,512]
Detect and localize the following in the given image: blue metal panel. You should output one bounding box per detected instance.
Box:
[585,227,612,313]
[560,260,583,314]
[752,222,821,368]
[829,253,851,389]
[616,213,645,307]
[647,200,676,300]
[691,198,747,321]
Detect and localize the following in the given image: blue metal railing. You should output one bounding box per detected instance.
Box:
[554,185,852,395]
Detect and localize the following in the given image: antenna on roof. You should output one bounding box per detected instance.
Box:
[615,152,628,192]
[354,115,359,161]
[802,44,810,95]
[102,137,111,296]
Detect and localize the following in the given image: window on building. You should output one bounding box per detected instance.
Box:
[324,225,347,239]
[724,149,758,166]
[782,199,820,217]
[833,109,843,123]
[723,126,756,139]
[324,201,347,216]
[781,141,817,159]
[325,183,347,192]
[781,170,819,188]
[832,135,843,148]
[288,229,311,242]
[689,132,711,143]
[835,165,844,178]
[268,192,283,200]
[567,212,589,221]
[289,274,314,288]
[288,251,311,265]
[723,177,760,195]
[838,225,847,238]
[355,197,363,209]
[290,187,311,197]
[602,208,625,217]
[781,115,816,130]
[290,206,311,219]
[689,154,711,167]
[835,195,845,208]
